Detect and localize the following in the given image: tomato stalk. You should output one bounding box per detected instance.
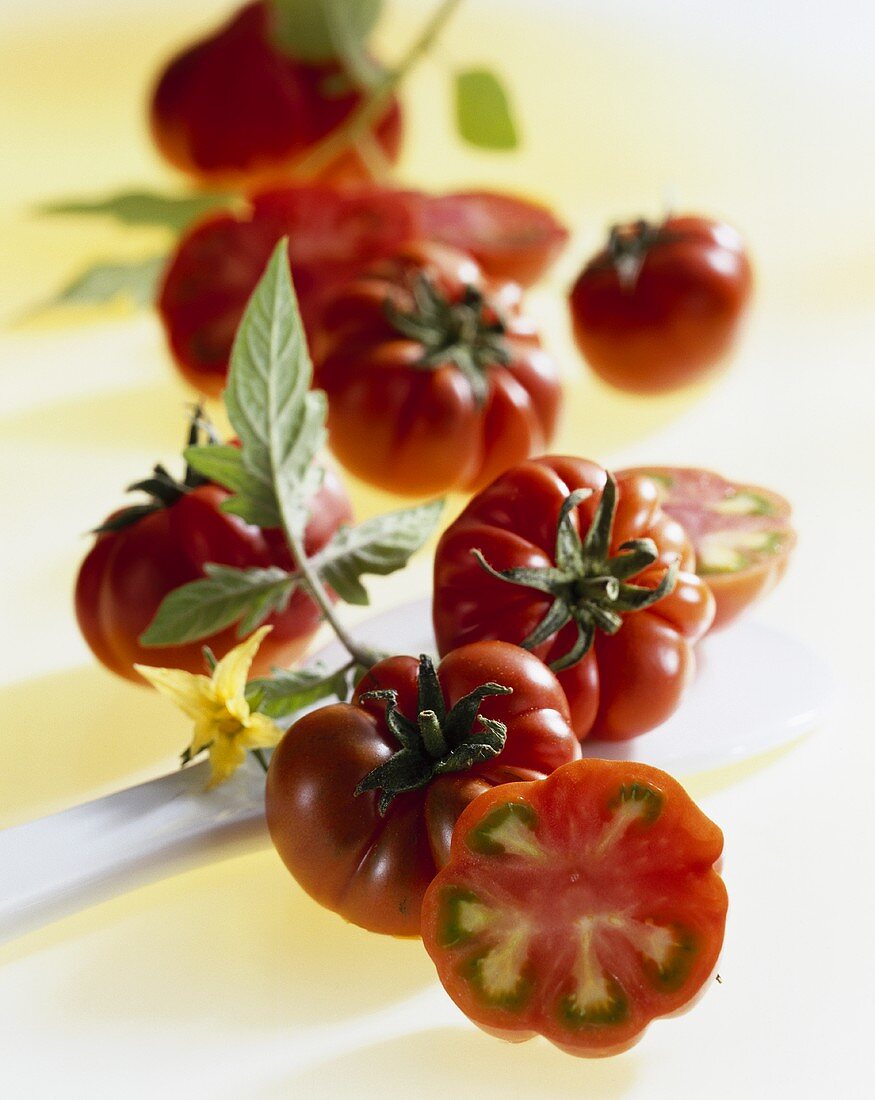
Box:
[293,0,465,180]
[280,516,384,671]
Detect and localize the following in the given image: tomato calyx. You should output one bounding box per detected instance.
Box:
[94,406,220,534]
[473,475,679,671]
[356,654,513,814]
[604,217,675,289]
[384,275,510,407]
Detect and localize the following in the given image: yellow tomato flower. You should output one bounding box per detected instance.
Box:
[135,626,282,788]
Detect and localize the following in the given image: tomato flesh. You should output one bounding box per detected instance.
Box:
[619,466,794,630]
[422,759,727,1056]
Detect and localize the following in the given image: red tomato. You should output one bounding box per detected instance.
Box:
[432,456,715,740]
[619,466,795,630]
[421,758,727,1057]
[312,243,562,496]
[265,642,580,935]
[158,186,419,396]
[569,216,753,394]
[421,192,570,287]
[157,186,568,396]
[75,464,351,684]
[149,2,402,189]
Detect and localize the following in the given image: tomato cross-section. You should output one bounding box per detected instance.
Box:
[421,758,728,1056]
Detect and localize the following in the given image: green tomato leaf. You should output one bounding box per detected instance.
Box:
[139,565,297,647]
[183,444,281,529]
[37,189,233,232]
[248,662,346,723]
[38,256,167,313]
[454,69,520,151]
[314,499,444,606]
[272,0,382,66]
[221,238,328,541]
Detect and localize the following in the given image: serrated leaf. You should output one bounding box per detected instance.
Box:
[140,565,297,647]
[272,0,382,65]
[37,189,233,232]
[454,69,519,151]
[40,256,167,312]
[314,499,444,606]
[184,444,281,529]
[222,239,327,541]
[248,663,345,722]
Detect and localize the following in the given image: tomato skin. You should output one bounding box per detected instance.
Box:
[433,456,715,741]
[619,466,795,630]
[312,243,561,496]
[264,641,580,936]
[569,216,753,394]
[421,758,728,1057]
[149,2,402,190]
[74,472,351,684]
[421,192,569,288]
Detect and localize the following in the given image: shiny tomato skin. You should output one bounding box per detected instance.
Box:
[158,187,419,396]
[264,641,580,936]
[74,472,351,684]
[619,465,795,630]
[149,2,402,190]
[421,192,569,287]
[569,216,753,394]
[312,243,562,496]
[433,456,715,741]
[421,758,727,1057]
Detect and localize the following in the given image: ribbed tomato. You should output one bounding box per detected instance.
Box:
[149,2,402,189]
[569,215,753,394]
[75,446,351,683]
[433,456,715,740]
[312,243,562,495]
[265,642,580,935]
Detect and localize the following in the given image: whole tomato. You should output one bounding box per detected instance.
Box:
[432,456,715,741]
[75,435,352,684]
[157,186,569,397]
[265,641,580,935]
[149,2,402,189]
[422,758,728,1057]
[312,243,562,496]
[618,465,795,630]
[569,215,753,394]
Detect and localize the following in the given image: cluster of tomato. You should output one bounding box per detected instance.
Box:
[77,1,791,1059]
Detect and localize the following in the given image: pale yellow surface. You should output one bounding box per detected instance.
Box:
[1,1,874,1096]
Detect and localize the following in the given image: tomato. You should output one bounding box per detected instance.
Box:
[75,452,351,684]
[421,192,569,288]
[421,757,727,1057]
[618,466,795,631]
[158,186,418,396]
[432,456,715,740]
[149,2,402,189]
[158,186,569,396]
[569,216,753,394]
[312,243,562,496]
[265,642,580,935]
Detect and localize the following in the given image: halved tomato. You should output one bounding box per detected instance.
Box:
[619,466,794,630]
[421,758,727,1057]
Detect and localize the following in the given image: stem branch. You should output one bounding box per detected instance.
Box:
[293,0,464,179]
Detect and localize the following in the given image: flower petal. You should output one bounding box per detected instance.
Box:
[206,736,248,789]
[240,711,283,750]
[135,665,214,720]
[212,626,273,718]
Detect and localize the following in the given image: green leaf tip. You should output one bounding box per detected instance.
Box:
[454,69,520,151]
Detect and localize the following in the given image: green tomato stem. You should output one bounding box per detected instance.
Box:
[293,0,465,179]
